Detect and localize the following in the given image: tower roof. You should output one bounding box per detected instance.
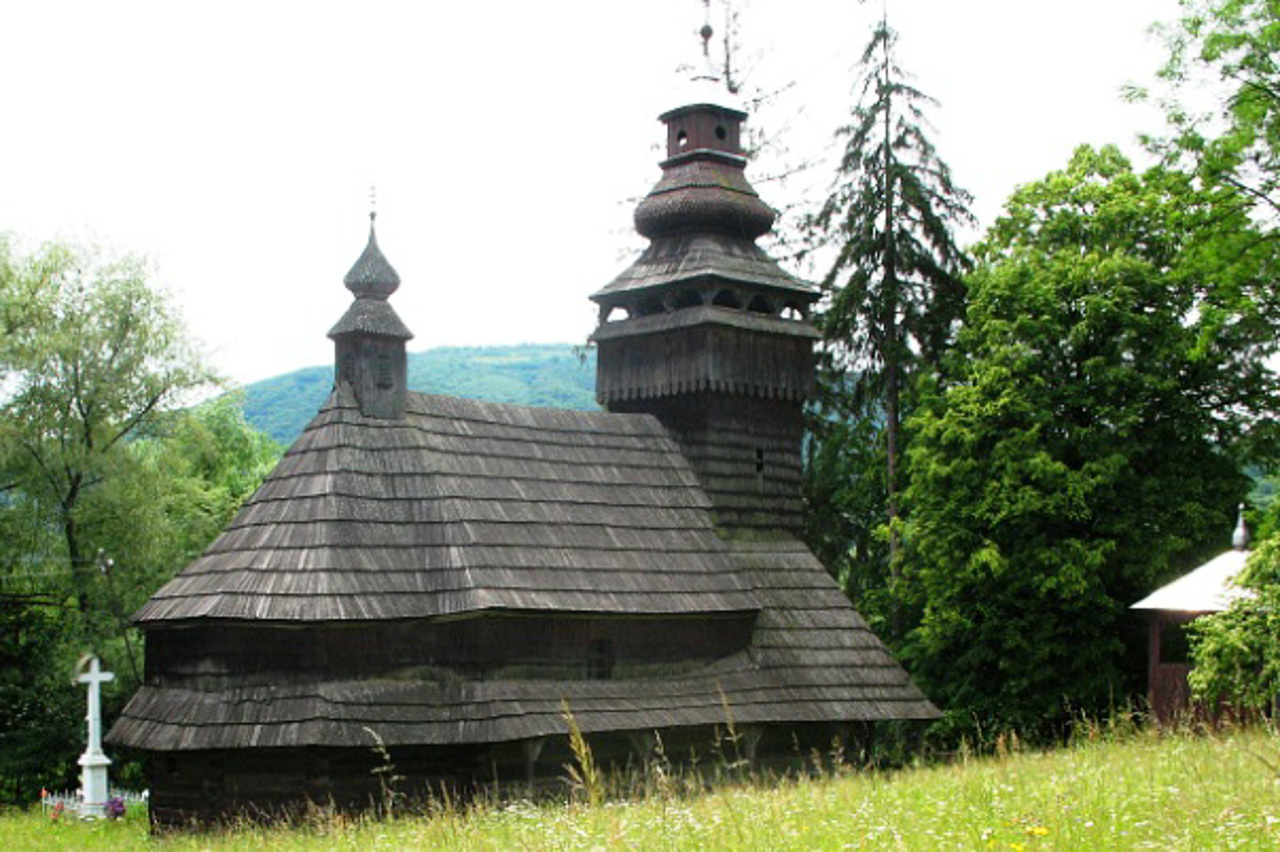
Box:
[590,21,815,312]
[343,214,400,300]
[329,213,412,342]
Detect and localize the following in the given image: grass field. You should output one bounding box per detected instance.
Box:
[3,723,1276,849]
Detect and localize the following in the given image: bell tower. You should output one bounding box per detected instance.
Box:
[591,29,819,534]
[329,211,413,419]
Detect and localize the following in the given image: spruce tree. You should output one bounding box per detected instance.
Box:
[806,14,972,591]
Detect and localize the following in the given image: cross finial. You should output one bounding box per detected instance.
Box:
[369,185,378,224]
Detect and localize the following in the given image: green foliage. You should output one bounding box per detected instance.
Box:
[0,604,80,804]
[810,19,973,377]
[0,396,279,805]
[243,344,597,446]
[1149,0,1280,218]
[0,236,216,610]
[802,384,893,625]
[0,237,279,806]
[803,15,972,614]
[902,146,1279,742]
[1189,537,1280,709]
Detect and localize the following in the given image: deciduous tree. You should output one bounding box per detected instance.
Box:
[1188,537,1280,711]
[901,146,1280,741]
[0,238,214,616]
[0,238,282,805]
[1147,0,1280,218]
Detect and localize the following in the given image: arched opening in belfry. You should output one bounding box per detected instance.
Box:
[674,289,703,310]
[712,289,741,309]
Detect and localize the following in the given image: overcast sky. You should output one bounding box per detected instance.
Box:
[0,1,1180,386]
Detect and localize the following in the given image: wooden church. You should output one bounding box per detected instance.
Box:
[108,54,937,827]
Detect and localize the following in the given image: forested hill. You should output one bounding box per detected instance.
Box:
[242,344,598,446]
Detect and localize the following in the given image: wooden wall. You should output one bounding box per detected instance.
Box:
[612,394,805,534]
[146,612,756,689]
[145,720,875,829]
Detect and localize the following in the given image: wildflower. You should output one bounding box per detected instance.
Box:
[50,801,64,821]
[1025,825,1049,836]
[106,796,126,820]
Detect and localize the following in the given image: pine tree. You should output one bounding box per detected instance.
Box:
[807,15,972,581]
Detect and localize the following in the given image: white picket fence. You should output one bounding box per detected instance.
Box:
[41,787,148,819]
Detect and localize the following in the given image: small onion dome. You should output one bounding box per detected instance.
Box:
[344,215,400,299]
[1233,503,1250,550]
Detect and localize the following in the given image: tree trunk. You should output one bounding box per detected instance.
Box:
[881,44,901,573]
[62,475,90,614]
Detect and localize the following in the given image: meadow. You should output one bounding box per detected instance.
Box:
[3,723,1276,849]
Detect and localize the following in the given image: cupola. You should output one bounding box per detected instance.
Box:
[328,212,413,419]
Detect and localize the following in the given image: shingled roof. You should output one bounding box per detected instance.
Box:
[135,385,757,624]
[112,540,935,752]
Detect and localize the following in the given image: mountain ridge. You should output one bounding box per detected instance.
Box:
[242,343,598,446]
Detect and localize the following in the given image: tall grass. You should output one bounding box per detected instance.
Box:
[4,723,1277,849]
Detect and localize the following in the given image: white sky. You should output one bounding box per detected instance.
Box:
[0,0,1180,386]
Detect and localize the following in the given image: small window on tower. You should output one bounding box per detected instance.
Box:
[376,355,392,390]
[677,129,689,149]
[715,125,727,140]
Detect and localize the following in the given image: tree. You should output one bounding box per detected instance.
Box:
[1188,536,1280,712]
[0,389,279,805]
[901,146,1280,742]
[803,14,972,611]
[1147,0,1280,219]
[0,237,283,805]
[0,237,215,617]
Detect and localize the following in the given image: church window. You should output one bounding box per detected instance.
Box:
[376,355,392,389]
[587,639,615,680]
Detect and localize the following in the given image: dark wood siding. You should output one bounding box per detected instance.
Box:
[610,394,804,533]
[146,613,757,689]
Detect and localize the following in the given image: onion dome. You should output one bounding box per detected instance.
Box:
[343,213,400,299]
[329,211,412,420]
[634,149,776,240]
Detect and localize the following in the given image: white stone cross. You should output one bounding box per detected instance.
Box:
[76,656,114,817]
